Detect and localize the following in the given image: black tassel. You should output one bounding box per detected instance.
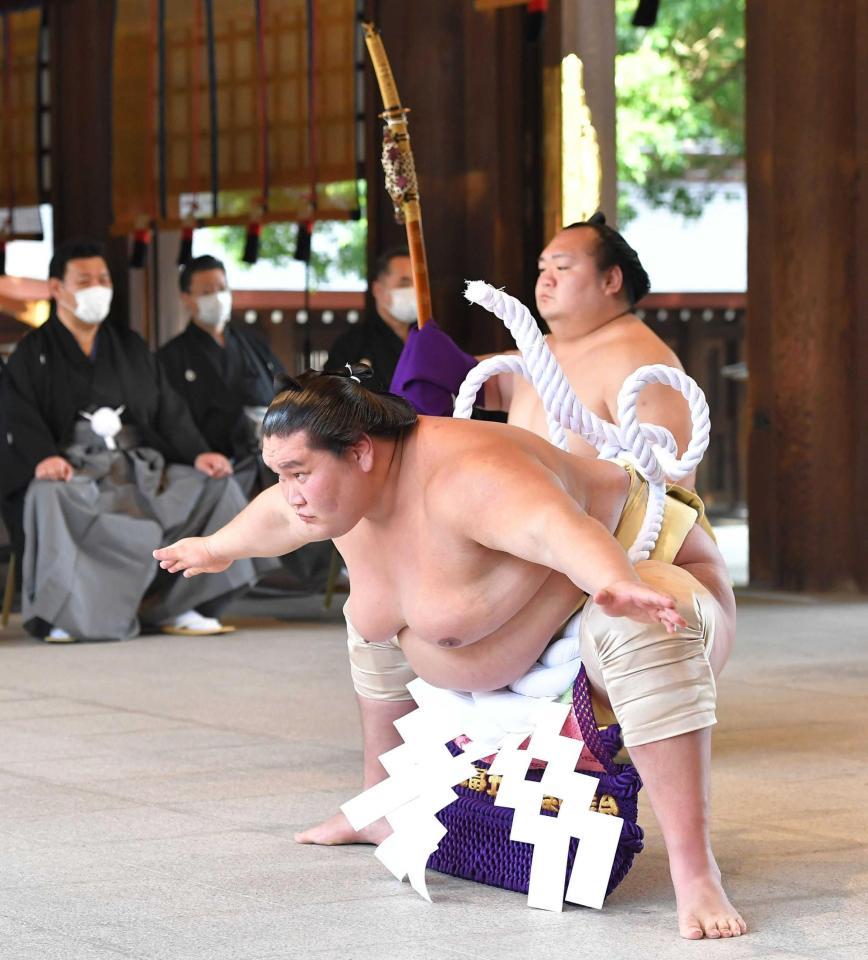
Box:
[177,225,194,266]
[242,222,261,264]
[129,227,152,269]
[526,0,547,43]
[294,220,312,262]
[632,0,660,28]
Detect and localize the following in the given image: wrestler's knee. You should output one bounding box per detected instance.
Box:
[638,559,711,626]
[580,561,718,748]
[345,604,416,703]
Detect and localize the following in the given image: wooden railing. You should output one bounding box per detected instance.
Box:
[637,293,747,515]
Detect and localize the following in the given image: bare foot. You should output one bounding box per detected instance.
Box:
[294,810,391,846]
[672,864,747,940]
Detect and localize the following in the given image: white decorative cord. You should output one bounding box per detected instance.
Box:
[456,282,711,562]
[454,353,570,451]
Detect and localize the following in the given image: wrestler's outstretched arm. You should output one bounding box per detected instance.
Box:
[441,453,686,632]
[153,484,312,577]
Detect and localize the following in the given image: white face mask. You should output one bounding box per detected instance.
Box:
[73,285,113,325]
[196,290,233,328]
[388,286,417,324]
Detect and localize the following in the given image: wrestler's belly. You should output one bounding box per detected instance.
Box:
[398,570,584,692]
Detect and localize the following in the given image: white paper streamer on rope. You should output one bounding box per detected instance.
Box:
[456,281,711,561]
[488,701,623,912]
[341,678,502,902]
[340,684,621,909]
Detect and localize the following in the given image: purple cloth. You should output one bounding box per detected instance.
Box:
[389,319,479,417]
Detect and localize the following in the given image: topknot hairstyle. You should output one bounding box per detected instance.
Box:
[564,212,651,306]
[264,365,418,455]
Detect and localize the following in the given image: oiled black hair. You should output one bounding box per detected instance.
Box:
[564,212,650,305]
[263,366,417,455]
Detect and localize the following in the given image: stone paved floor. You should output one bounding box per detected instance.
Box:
[1,589,866,960]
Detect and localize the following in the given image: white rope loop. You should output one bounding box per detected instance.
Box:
[615,365,710,485]
[453,354,569,451]
[459,281,712,562]
[462,281,621,452]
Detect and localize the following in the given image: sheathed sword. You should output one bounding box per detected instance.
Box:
[362,22,432,328]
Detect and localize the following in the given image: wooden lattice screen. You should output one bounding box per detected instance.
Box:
[111,0,359,233]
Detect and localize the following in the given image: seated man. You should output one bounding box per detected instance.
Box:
[499,213,690,465]
[158,254,285,496]
[392,213,693,478]
[159,254,331,593]
[0,238,271,642]
[156,369,745,940]
[325,246,415,389]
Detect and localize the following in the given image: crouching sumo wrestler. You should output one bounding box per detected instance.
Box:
[155,368,746,940]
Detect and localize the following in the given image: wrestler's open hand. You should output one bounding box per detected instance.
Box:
[153,537,232,578]
[593,580,687,633]
[35,455,74,482]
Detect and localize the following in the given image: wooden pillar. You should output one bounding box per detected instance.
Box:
[544,0,617,235]
[366,0,544,354]
[48,0,128,324]
[746,0,868,591]
[856,0,868,592]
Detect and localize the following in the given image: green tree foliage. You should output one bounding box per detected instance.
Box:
[615,0,745,223]
[212,180,367,286]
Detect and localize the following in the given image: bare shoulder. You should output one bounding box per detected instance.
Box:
[419,418,564,516]
[421,417,530,478]
[422,420,581,535]
[600,317,683,374]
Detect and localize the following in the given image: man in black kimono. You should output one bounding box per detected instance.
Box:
[159,254,330,592]
[158,255,285,493]
[324,246,415,390]
[0,238,271,642]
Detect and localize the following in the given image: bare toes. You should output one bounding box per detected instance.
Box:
[679,919,704,941]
